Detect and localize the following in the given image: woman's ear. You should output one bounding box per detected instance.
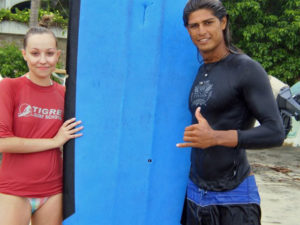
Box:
[57,50,61,59]
[22,49,27,61]
[55,50,61,64]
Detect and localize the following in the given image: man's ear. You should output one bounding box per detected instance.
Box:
[186,26,193,37]
[221,16,228,30]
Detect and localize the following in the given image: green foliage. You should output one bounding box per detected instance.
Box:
[41,0,69,18]
[223,0,300,85]
[0,8,29,24]
[0,42,27,78]
[39,9,68,29]
[0,8,68,29]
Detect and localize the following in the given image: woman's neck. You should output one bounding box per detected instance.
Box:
[26,72,53,86]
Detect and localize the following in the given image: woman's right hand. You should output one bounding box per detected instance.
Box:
[53,118,83,148]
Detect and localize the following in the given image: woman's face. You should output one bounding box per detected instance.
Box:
[22,33,61,84]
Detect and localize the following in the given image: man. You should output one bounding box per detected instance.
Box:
[176,0,285,224]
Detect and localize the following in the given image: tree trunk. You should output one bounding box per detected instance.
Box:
[29,0,41,27]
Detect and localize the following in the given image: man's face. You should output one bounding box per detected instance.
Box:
[186,9,227,54]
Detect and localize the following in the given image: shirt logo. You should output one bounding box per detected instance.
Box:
[18,103,62,120]
[18,104,32,117]
[191,80,213,107]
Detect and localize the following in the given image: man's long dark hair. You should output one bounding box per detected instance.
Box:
[183,0,241,54]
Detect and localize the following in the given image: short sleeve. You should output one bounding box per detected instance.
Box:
[0,79,15,137]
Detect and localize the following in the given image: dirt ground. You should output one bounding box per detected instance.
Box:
[247,146,300,225]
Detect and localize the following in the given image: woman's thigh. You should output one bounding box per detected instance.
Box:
[0,193,31,225]
[31,193,63,225]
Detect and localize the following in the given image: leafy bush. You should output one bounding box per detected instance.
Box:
[223,0,300,85]
[0,42,27,78]
[0,8,68,29]
[39,9,68,29]
[0,8,29,24]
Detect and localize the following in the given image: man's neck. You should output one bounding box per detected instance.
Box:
[201,48,229,64]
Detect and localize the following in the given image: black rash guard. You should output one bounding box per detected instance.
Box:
[189,53,285,191]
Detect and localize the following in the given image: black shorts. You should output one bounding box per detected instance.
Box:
[181,199,261,225]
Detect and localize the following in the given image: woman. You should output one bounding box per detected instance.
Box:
[0,27,83,225]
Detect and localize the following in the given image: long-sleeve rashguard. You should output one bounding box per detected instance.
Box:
[188,53,285,191]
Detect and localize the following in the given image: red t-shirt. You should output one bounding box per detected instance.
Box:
[0,76,65,197]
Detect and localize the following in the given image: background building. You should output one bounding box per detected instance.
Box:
[0,0,30,11]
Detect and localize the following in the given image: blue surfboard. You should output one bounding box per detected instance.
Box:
[63,1,199,224]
